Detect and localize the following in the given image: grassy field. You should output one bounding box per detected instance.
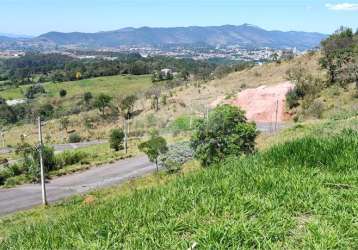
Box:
[0,74,152,100]
[0,125,357,248]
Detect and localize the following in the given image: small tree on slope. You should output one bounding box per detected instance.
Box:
[190,104,257,167]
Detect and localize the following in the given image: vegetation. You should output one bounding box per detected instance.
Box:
[191,104,257,167]
[94,94,112,116]
[68,133,81,143]
[138,130,168,171]
[1,130,357,248]
[0,52,219,87]
[159,141,193,173]
[109,129,125,151]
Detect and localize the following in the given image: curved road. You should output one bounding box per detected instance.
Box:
[0,155,154,217]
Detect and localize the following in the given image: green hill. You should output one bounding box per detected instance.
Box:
[1,125,357,249]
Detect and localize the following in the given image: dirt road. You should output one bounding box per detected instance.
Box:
[212,81,294,124]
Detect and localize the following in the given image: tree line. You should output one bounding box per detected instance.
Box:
[0,52,219,86]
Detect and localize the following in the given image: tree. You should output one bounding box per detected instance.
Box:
[138,130,168,171]
[94,94,112,116]
[119,95,137,119]
[320,27,355,84]
[191,104,257,167]
[24,84,45,99]
[109,129,125,151]
[83,92,93,105]
[59,89,67,97]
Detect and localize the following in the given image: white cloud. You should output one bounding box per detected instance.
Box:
[325,3,358,11]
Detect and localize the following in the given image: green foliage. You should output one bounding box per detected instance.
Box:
[94,93,112,116]
[119,95,137,119]
[191,104,257,167]
[2,131,358,248]
[285,88,300,109]
[59,89,67,97]
[159,141,193,173]
[320,27,358,85]
[55,151,88,168]
[109,129,125,151]
[307,99,325,119]
[138,130,168,170]
[83,92,93,105]
[24,84,45,99]
[28,145,56,181]
[37,103,55,119]
[68,133,81,143]
[14,143,56,182]
[167,115,199,134]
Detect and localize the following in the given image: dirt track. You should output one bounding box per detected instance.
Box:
[212,81,294,123]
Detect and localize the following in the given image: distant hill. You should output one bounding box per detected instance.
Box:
[35,24,327,50]
[0,33,33,39]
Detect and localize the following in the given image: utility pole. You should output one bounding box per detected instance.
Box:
[124,118,128,154]
[0,130,4,148]
[274,99,279,132]
[38,117,48,206]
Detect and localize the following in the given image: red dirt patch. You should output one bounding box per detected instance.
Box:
[212,81,294,123]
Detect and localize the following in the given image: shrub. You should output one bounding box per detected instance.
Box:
[138,130,168,171]
[191,104,257,167]
[83,92,93,105]
[25,84,45,99]
[55,151,88,168]
[59,89,67,97]
[27,145,56,182]
[109,129,125,151]
[38,103,55,119]
[159,141,193,173]
[68,133,81,143]
[308,99,325,118]
[286,88,300,109]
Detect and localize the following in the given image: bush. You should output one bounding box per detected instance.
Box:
[27,145,56,182]
[55,151,88,168]
[59,89,67,97]
[286,88,300,109]
[109,129,125,151]
[25,84,46,99]
[83,92,93,105]
[159,141,193,173]
[191,104,257,167]
[68,133,81,143]
[38,103,55,119]
[308,99,325,118]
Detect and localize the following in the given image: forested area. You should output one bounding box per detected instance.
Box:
[0,52,218,86]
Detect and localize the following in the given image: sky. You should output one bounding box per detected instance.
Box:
[0,0,357,36]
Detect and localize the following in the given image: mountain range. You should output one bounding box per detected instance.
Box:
[1,24,327,50]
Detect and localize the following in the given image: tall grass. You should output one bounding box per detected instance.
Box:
[1,130,358,249]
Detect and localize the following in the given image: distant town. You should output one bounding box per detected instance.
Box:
[0,45,306,63]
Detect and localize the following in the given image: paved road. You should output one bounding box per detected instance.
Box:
[0,155,155,217]
[0,140,107,156]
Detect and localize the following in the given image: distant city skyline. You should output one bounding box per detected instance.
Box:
[0,0,357,36]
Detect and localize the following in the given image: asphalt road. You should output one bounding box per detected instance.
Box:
[0,155,155,217]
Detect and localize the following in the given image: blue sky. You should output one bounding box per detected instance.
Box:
[1,0,357,36]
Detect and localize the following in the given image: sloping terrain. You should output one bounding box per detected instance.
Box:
[1,128,357,249]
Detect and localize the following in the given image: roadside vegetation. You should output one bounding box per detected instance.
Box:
[0,26,357,248]
[1,124,357,248]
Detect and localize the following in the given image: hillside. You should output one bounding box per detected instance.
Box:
[35,24,326,50]
[1,124,357,248]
